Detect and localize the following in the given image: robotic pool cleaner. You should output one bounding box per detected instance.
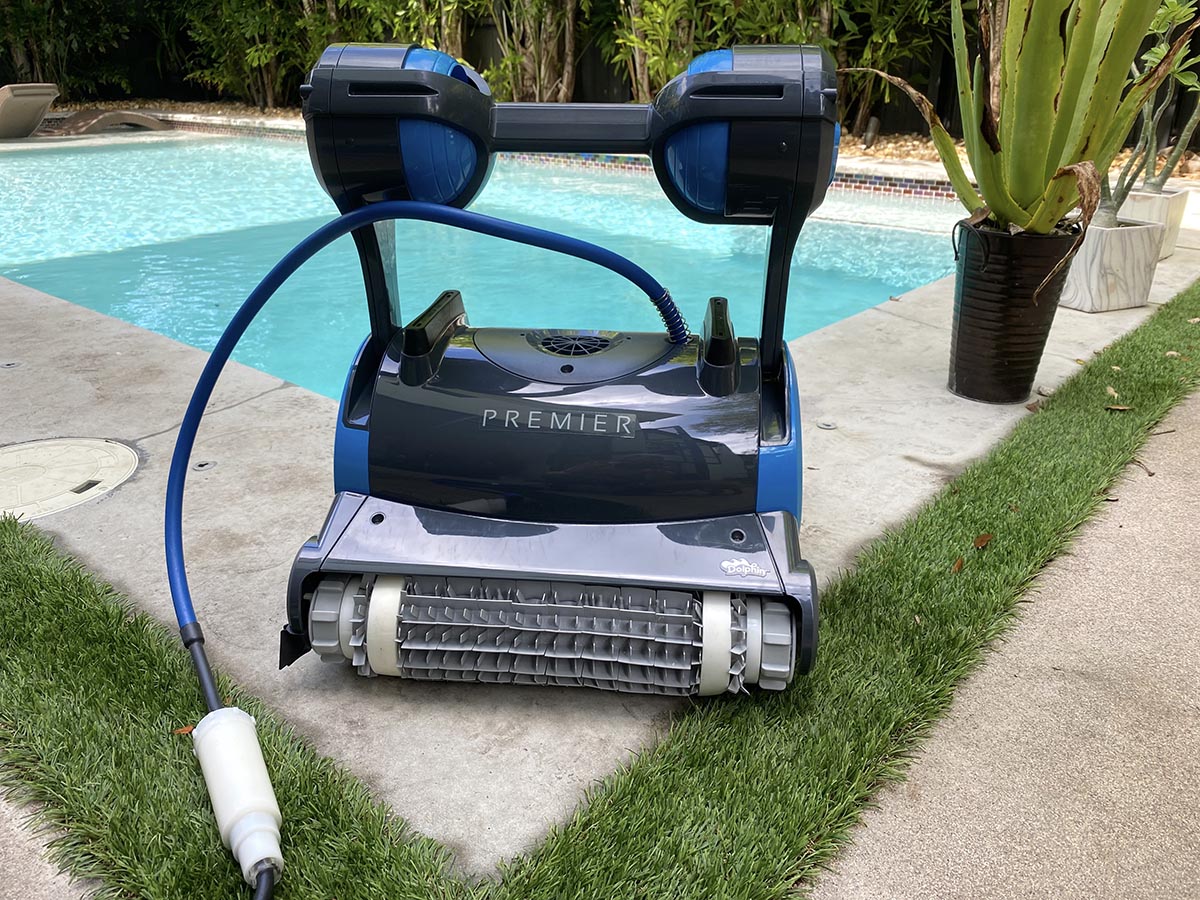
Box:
[165,43,838,896]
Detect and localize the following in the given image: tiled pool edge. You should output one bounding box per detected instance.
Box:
[159,112,963,200]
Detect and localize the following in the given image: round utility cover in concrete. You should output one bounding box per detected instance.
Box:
[0,438,138,520]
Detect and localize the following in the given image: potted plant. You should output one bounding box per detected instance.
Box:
[849,0,1196,403]
[1058,202,1166,314]
[1118,0,1200,259]
[1060,3,1200,313]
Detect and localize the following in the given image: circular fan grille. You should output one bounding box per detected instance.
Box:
[538,334,613,357]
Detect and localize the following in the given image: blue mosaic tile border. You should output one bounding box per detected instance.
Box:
[494,151,961,199]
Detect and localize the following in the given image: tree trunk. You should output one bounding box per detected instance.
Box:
[518,7,538,101]
[537,5,561,102]
[442,4,464,60]
[264,58,277,109]
[628,0,652,103]
[624,56,638,101]
[27,23,46,83]
[1093,180,1120,229]
[834,43,850,120]
[324,0,340,43]
[1149,98,1200,191]
[816,1,833,40]
[851,88,873,136]
[250,68,264,111]
[9,41,33,81]
[558,0,577,103]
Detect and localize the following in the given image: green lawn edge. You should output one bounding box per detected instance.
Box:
[1,283,1198,900]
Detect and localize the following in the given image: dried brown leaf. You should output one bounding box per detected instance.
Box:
[966,207,992,228]
[914,614,922,625]
[1036,386,1053,397]
[951,557,964,573]
[974,533,994,550]
[1166,350,1181,358]
[1060,161,1100,230]
[172,725,194,735]
[841,67,943,130]
[1075,358,1087,365]
[1008,503,1020,513]
[1105,405,1132,411]
[1106,386,1119,399]
[1189,317,1200,324]
[1111,366,1122,372]
[1033,162,1099,299]
[1025,402,1040,412]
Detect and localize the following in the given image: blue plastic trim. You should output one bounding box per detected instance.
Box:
[830,122,841,185]
[662,49,734,216]
[398,119,479,204]
[333,336,371,495]
[756,349,803,521]
[687,48,733,75]
[664,122,730,215]
[403,47,473,85]
[165,200,675,629]
[399,47,486,203]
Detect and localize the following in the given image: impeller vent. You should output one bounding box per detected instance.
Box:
[538,333,613,357]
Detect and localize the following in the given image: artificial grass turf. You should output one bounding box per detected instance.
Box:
[1,284,1199,900]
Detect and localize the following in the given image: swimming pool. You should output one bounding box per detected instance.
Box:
[0,135,956,399]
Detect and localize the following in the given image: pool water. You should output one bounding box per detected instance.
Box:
[0,136,955,399]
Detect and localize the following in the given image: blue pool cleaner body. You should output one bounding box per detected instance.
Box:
[166,42,838,894]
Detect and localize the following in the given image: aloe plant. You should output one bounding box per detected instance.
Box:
[849,0,1200,235]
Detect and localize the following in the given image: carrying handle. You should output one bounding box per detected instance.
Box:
[951,217,993,271]
[491,103,653,154]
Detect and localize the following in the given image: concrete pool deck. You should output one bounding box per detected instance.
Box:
[810,392,1200,900]
[1,238,1198,889]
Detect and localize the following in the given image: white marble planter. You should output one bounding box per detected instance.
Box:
[1119,188,1190,259]
[1060,219,1165,313]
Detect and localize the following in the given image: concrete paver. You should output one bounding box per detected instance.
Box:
[0,795,91,900]
[811,393,1200,900]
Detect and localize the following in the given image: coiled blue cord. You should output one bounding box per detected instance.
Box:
[165,200,682,630]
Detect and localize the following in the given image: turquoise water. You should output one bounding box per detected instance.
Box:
[0,136,954,399]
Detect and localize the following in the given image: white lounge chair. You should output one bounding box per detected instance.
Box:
[0,83,60,139]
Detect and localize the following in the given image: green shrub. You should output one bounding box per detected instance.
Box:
[0,0,136,98]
